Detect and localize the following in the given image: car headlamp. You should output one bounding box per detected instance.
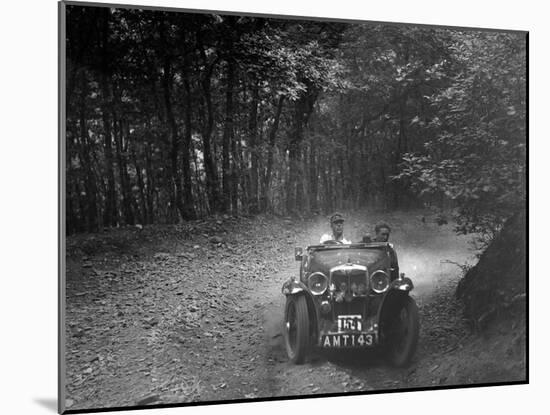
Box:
[370,270,390,293]
[308,272,328,295]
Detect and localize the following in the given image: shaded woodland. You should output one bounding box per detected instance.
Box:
[65,5,526,236]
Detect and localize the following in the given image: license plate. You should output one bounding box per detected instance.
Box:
[321,333,374,348]
[337,315,362,331]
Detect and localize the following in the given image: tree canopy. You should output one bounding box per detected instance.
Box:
[64,5,526,236]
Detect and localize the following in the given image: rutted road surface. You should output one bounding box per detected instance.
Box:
[64,210,481,411]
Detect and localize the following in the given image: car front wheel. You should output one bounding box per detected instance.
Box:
[385,295,419,367]
[283,294,310,364]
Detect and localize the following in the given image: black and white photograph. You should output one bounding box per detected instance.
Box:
[58,1,526,413]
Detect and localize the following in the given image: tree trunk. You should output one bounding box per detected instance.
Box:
[248,82,260,214]
[322,155,332,214]
[160,21,185,223]
[286,128,301,214]
[198,35,222,213]
[287,99,308,213]
[232,137,243,214]
[66,174,82,234]
[123,121,140,221]
[222,55,235,213]
[78,78,99,232]
[287,84,318,214]
[393,96,407,208]
[181,65,197,219]
[132,149,148,224]
[113,116,134,225]
[190,137,208,216]
[230,139,239,214]
[145,138,155,224]
[262,95,285,211]
[309,139,318,212]
[99,11,117,228]
[100,98,117,227]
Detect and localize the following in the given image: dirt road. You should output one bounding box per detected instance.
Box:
[64,210,522,411]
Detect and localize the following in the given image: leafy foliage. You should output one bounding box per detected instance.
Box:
[394,32,526,238]
[65,5,526,236]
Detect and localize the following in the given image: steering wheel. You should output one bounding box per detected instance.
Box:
[322,240,343,245]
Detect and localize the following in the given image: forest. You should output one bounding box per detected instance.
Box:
[65,5,526,236]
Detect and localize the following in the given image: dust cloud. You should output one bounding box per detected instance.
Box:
[308,210,477,298]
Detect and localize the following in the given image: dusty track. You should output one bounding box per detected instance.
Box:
[64,210,523,411]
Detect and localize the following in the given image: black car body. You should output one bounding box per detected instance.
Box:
[282,242,419,366]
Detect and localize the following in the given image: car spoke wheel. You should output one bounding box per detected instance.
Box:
[386,296,419,367]
[283,295,310,364]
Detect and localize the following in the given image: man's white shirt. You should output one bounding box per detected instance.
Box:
[319,234,351,244]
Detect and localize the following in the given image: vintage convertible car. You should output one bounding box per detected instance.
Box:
[281,240,419,366]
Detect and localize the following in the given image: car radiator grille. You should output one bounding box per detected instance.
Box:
[330,268,368,317]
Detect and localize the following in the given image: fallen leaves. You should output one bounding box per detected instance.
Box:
[153,253,171,261]
[63,214,355,408]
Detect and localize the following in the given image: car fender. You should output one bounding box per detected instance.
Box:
[390,276,414,292]
[282,279,319,339]
[376,277,415,327]
[281,278,309,295]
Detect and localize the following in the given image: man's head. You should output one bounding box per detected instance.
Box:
[330,212,345,238]
[374,222,391,242]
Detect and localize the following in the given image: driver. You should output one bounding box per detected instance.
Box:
[373,221,399,279]
[320,213,351,244]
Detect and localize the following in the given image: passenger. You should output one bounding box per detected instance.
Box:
[373,221,399,279]
[373,221,391,242]
[320,213,351,244]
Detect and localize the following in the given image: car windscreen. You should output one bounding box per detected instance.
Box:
[306,246,389,273]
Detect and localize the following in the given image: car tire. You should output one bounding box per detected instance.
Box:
[283,295,310,364]
[385,296,419,367]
